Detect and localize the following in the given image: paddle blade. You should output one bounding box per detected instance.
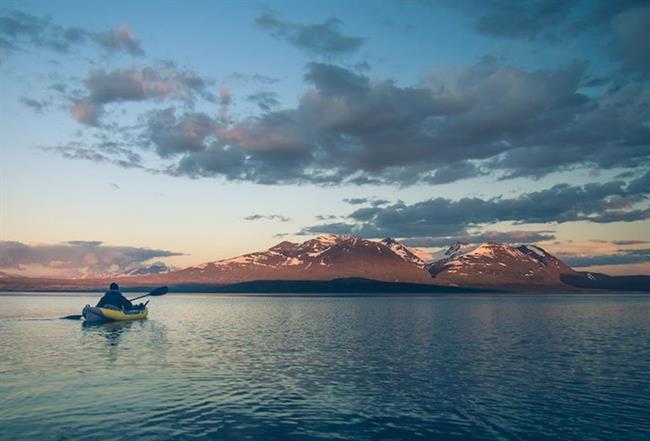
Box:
[127,286,168,302]
[149,286,168,296]
[61,314,83,320]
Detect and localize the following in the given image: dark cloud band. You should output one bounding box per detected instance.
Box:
[401,231,557,248]
[301,174,650,239]
[560,249,650,267]
[0,241,182,277]
[255,13,363,55]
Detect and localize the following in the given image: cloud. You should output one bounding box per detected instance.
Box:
[219,86,231,105]
[173,60,650,184]
[92,23,144,56]
[301,177,650,239]
[53,59,650,186]
[255,13,363,55]
[559,249,650,267]
[42,142,143,170]
[401,230,557,247]
[436,1,650,77]
[70,100,103,126]
[247,91,280,111]
[49,83,68,93]
[440,0,572,41]
[299,221,384,237]
[0,10,144,61]
[315,214,339,221]
[626,169,650,195]
[608,6,650,76]
[146,108,217,157]
[343,197,391,206]
[343,198,370,205]
[227,72,279,84]
[160,61,467,184]
[243,214,291,222]
[123,261,174,276]
[302,62,370,95]
[424,161,484,185]
[371,199,390,207]
[0,240,182,277]
[584,2,650,77]
[612,240,650,246]
[19,96,49,113]
[70,65,216,125]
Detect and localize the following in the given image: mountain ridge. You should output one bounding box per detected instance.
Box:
[427,241,577,288]
[1,235,648,292]
[156,234,435,285]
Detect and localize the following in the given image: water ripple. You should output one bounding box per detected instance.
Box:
[1,295,649,440]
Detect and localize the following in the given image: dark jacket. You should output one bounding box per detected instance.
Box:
[96,289,133,310]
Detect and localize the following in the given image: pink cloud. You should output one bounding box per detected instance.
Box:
[70,101,102,126]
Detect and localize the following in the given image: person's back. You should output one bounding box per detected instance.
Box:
[96,283,133,310]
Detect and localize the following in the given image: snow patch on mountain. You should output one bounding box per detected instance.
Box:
[522,245,545,257]
[429,242,477,261]
[427,241,575,287]
[380,238,426,267]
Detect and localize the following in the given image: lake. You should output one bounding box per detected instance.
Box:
[1,293,649,440]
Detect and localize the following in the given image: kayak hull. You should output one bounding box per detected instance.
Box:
[82,305,148,323]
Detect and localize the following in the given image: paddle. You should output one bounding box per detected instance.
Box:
[60,286,168,320]
[128,286,168,302]
[61,314,84,320]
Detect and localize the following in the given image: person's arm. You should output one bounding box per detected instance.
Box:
[96,295,106,307]
[122,296,133,310]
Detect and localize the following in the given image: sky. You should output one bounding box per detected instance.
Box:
[0,0,649,278]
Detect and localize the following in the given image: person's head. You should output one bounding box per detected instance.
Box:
[109,282,119,290]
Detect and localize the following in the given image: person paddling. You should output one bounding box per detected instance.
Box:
[96,282,133,310]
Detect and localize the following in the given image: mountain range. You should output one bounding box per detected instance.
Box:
[1,235,648,292]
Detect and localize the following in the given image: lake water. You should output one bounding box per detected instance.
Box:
[1,293,649,440]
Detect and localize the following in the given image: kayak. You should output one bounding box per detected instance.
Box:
[82,304,148,323]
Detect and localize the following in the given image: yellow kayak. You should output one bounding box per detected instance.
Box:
[82,305,148,323]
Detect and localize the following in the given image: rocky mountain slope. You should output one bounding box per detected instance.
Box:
[141,235,434,285]
[379,238,426,267]
[427,242,577,288]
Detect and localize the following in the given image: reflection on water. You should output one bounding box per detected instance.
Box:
[82,320,134,344]
[0,294,649,440]
[81,321,138,364]
[79,317,170,366]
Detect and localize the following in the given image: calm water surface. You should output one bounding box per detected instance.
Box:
[1,293,649,440]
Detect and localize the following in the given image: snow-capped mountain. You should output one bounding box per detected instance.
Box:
[3,235,647,292]
[127,236,578,289]
[380,238,426,267]
[428,242,476,262]
[427,242,576,288]
[151,235,434,285]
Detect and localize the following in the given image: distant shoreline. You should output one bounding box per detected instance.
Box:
[1,277,648,295]
[2,291,649,298]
